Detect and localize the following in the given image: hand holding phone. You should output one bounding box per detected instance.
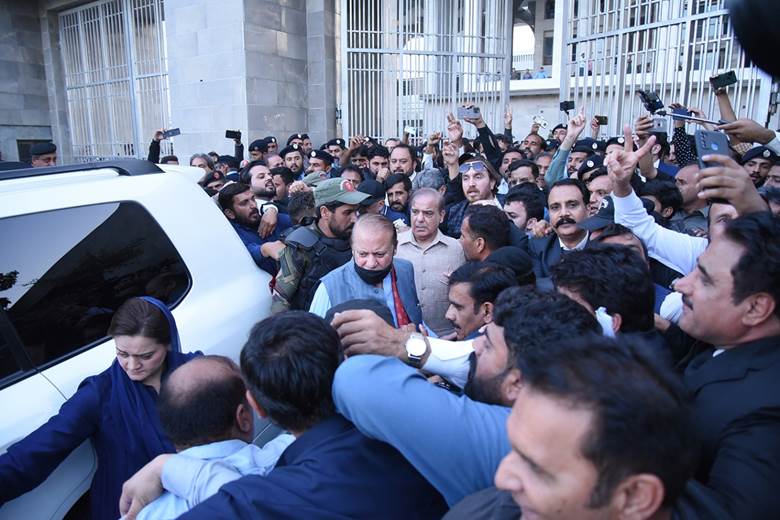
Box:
[709,71,737,90]
[225,130,241,140]
[162,128,180,139]
[694,129,730,204]
[560,100,575,112]
[595,115,608,126]
[457,105,481,119]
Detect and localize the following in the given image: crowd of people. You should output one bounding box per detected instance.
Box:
[3,72,780,519]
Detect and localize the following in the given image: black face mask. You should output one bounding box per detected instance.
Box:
[354,262,392,285]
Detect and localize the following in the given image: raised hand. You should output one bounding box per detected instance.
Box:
[446,113,464,145]
[504,106,513,128]
[589,117,600,139]
[461,105,486,129]
[696,154,768,214]
[605,125,656,197]
[717,118,775,144]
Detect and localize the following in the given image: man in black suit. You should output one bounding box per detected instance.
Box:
[672,211,780,518]
[528,179,590,288]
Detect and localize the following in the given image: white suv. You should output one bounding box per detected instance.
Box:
[0,160,273,519]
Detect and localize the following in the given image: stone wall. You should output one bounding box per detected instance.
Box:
[0,0,52,162]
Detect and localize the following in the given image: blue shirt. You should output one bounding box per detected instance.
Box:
[230,213,291,275]
[654,283,672,314]
[309,272,399,323]
[178,414,447,519]
[0,350,199,520]
[139,435,294,519]
[333,355,511,506]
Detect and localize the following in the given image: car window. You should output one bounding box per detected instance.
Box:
[0,202,191,384]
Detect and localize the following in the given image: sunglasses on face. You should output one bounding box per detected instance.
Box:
[458,161,489,175]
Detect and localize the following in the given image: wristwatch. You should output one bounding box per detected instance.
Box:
[405,333,429,368]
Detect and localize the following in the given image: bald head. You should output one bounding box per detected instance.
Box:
[158,355,250,450]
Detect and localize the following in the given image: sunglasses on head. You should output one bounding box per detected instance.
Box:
[458,161,489,175]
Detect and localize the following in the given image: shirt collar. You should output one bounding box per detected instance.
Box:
[559,231,589,251]
[177,439,249,460]
[402,229,447,249]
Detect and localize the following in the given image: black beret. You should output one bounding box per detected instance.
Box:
[576,155,604,178]
[741,146,778,164]
[326,138,346,149]
[248,139,268,152]
[264,135,277,144]
[286,133,309,145]
[30,142,56,156]
[309,149,333,164]
[279,144,303,158]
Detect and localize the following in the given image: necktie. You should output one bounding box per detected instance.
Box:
[390,266,411,326]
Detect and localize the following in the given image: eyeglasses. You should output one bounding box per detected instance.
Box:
[458,161,489,175]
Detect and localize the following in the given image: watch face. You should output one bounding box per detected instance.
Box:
[407,336,426,357]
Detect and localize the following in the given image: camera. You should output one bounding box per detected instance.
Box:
[637,90,665,114]
[559,100,575,112]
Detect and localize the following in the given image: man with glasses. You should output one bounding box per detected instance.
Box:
[443,153,503,238]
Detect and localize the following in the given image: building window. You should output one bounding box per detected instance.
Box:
[58,0,171,162]
[545,0,555,19]
[512,0,555,80]
[543,31,554,66]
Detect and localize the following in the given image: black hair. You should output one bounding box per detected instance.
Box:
[108,297,170,345]
[366,145,390,160]
[494,287,600,367]
[463,204,511,252]
[514,334,696,508]
[654,132,670,158]
[353,144,370,158]
[160,155,178,164]
[591,223,649,261]
[765,187,780,206]
[240,311,341,432]
[640,179,683,213]
[288,190,316,225]
[158,356,247,449]
[385,173,412,192]
[549,178,590,205]
[239,159,269,184]
[217,182,251,211]
[585,167,608,183]
[507,158,540,179]
[449,261,518,312]
[552,244,655,332]
[723,212,780,318]
[505,184,545,221]
[390,143,418,163]
[501,147,526,162]
[340,164,365,181]
[270,166,295,186]
[523,133,547,150]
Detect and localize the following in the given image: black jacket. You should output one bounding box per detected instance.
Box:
[683,335,780,518]
[528,233,588,291]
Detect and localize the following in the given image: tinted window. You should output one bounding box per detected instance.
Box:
[0,202,190,377]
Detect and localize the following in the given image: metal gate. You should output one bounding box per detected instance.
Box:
[340,0,512,144]
[560,0,774,137]
[59,0,171,162]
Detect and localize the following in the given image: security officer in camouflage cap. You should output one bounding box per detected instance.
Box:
[272,177,369,312]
